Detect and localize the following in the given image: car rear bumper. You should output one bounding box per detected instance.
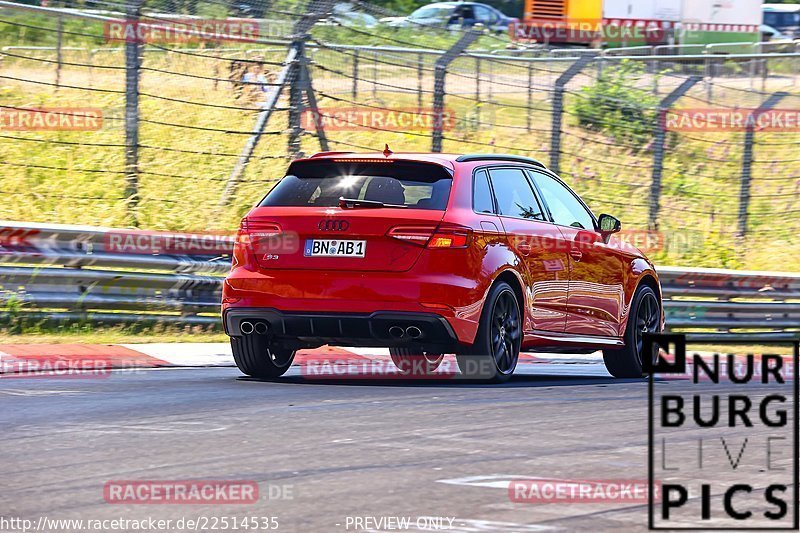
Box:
[222,266,484,344]
[223,308,459,349]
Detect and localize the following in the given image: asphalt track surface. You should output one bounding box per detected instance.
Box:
[2,360,796,532]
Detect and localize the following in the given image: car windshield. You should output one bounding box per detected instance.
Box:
[764,11,800,27]
[409,6,454,20]
[260,160,453,210]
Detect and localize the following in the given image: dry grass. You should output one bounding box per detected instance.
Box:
[1,49,798,271]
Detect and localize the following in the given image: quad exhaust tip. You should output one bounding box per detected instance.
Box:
[406,326,422,339]
[240,321,269,335]
[389,325,423,340]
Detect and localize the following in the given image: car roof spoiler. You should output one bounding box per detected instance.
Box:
[455,154,547,169]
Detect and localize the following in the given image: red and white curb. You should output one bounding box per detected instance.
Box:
[0,343,605,376]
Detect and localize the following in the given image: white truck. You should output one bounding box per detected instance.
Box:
[520,0,762,47]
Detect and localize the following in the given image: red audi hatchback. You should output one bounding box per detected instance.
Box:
[222,151,664,381]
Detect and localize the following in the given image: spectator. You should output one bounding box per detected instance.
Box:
[242,58,271,106]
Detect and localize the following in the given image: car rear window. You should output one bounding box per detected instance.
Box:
[260,160,453,210]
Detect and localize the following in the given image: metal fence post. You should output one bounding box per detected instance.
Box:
[417,52,423,109]
[372,50,378,99]
[704,48,713,101]
[431,29,481,153]
[475,55,481,104]
[212,49,220,91]
[287,40,306,160]
[352,49,358,99]
[649,76,701,229]
[124,0,142,225]
[88,49,95,88]
[487,56,493,104]
[526,60,533,133]
[738,92,787,238]
[549,55,592,175]
[55,15,63,88]
[652,57,659,95]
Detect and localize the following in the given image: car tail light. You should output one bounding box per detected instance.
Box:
[233,219,282,266]
[387,224,472,248]
[428,225,471,248]
[387,225,437,245]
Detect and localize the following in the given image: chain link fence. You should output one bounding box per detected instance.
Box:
[1,0,799,271]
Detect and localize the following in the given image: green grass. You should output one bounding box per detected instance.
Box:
[0,322,225,344]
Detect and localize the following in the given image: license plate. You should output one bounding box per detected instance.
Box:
[304,239,366,257]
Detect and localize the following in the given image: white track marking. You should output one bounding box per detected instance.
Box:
[0,389,89,396]
[17,420,228,435]
[344,347,390,357]
[437,475,528,489]
[120,343,234,366]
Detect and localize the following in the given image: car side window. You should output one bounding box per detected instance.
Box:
[473,170,495,214]
[529,171,595,230]
[474,5,496,23]
[488,168,546,221]
[455,5,475,20]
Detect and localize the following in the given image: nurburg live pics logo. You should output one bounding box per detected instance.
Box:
[645,334,799,530]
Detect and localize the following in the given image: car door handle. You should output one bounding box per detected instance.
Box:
[570,249,583,261]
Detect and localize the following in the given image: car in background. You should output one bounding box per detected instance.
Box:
[222,151,664,382]
[231,1,377,27]
[763,3,800,39]
[760,23,791,41]
[381,2,517,33]
[328,2,379,28]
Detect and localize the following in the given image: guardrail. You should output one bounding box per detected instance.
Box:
[0,221,230,326]
[1,221,798,335]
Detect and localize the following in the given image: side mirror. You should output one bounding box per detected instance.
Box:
[598,214,621,242]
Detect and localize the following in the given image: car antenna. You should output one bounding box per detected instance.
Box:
[383,144,393,157]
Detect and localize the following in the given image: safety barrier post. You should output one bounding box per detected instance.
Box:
[649,76,701,230]
[55,14,63,88]
[352,49,358,99]
[549,55,592,175]
[738,92,787,238]
[431,28,481,152]
[124,0,143,225]
[526,61,533,132]
[417,52,424,109]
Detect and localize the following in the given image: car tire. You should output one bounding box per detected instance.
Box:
[603,285,661,378]
[456,281,521,382]
[231,335,295,379]
[389,348,444,375]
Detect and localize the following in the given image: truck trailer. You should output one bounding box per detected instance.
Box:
[516,0,762,47]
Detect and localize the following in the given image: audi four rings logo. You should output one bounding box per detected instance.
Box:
[318,220,349,231]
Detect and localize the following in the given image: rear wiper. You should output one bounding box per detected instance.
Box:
[338,197,408,209]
